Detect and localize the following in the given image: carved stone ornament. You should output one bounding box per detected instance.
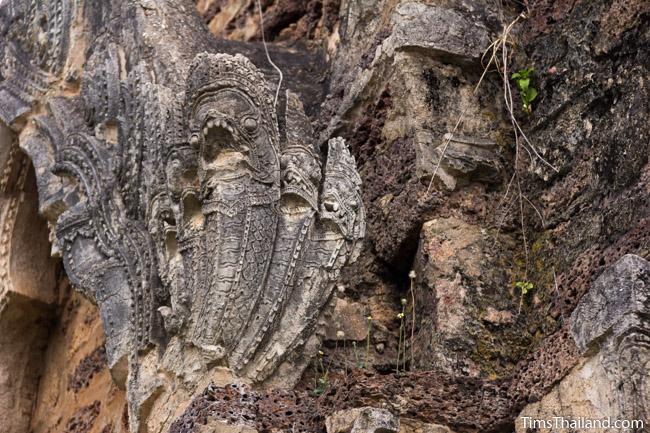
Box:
[571,254,650,428]
[0,0,364,429]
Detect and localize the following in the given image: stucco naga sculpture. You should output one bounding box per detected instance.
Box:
[147,53,365,383]
[0,0,364,429]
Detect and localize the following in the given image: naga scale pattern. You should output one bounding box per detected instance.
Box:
[0,0,364,417]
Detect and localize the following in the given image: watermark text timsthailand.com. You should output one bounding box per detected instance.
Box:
[521,416,645,430]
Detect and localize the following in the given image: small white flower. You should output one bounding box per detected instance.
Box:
[408,270,416,279]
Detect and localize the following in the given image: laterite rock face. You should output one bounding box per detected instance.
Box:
[196,0,341,46]
[30,287,126,433]
[0,0,648,432]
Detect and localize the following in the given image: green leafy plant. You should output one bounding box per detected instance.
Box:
[511,67,538,115]
[515,280,534,295]
[515,280,534,314]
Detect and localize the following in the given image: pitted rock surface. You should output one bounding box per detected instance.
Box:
[168,371,514,433]
[0,0,649,432]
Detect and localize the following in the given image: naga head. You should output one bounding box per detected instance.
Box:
[280,90,321,210]
[186,53,280,196]
[319,138,365,240]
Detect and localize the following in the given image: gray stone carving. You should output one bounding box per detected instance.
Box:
[571,254,650,429]
[0,0,364,427]
[143,52,365,382]
[571,254,650,353]
[0,0,70,123]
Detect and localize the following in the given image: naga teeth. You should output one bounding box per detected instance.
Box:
[202,117,237,138]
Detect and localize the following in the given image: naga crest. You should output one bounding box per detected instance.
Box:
[281,90,322,210]
[146,52,365,383]
[187,53,280,189]
[0,0,363,428]
[320,137,365,241]
[1,3,364,415]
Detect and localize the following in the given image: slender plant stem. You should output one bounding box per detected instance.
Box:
[364,317,372,369]
[396,324,402,374]
[410,276,416,368]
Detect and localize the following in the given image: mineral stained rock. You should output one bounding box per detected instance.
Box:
[0,0,649,432]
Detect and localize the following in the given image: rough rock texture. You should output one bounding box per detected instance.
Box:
[68,346,109,393]
[304,0,647,430]
[1,0,649,432]
[30,287,127,433]
[197,421,258,433]
[399,419,455,433]
[168,371,514,433]
[0,294,53,433]
[326,407,399,433]
[516,255,650,432]
[196,0,341,48]
[500,0,650,412]
[353,0,646,394]
[411,217,520,377]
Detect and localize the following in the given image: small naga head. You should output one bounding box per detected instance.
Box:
[319,138,365,240]
[165,147,199,200]
[186,53,280,197]
[280,91,321,210]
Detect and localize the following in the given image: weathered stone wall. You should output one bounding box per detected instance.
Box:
[30,286,127,433]
[0,121,59,433]
[516,254,650,433]
[0,0,648,432]
[191,0,649,430]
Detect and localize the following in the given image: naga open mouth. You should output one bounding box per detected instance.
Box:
[319,193,354,239]
[281,168,319,210]
[202,117,234,146]
[199,112,250,181]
